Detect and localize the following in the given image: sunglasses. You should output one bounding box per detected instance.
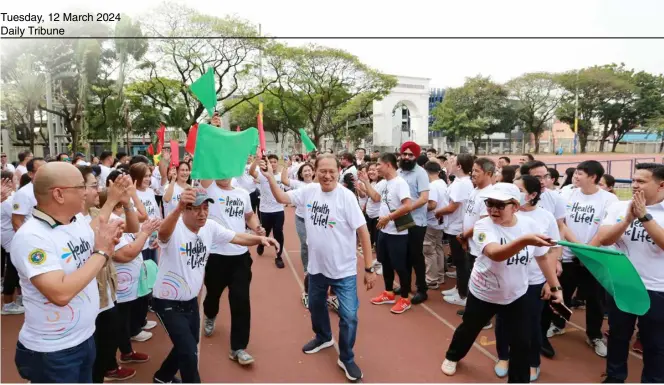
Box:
[484,199,514,210]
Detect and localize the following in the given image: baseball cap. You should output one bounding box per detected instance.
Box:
[192,188,214,206]
[482,183,520,202]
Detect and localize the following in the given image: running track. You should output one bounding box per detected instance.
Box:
[1,206,645,383]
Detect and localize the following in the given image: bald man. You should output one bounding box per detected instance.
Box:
[10,162,126,383]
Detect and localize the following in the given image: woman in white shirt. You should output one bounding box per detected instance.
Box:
[441,183,563,383]
[160,152,192,217]
[493,175,562,381]
[281,163,315,306]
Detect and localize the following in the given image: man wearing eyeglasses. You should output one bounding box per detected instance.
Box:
[1,153,15,173]
[151,188,278,383]
[11,157,46,232]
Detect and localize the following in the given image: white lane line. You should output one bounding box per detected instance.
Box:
[565,320,642,360]
[282,248,341,355]
[420,303,498,362]
[198,287,206,369]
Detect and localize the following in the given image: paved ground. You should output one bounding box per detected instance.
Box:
[1,207,646,383]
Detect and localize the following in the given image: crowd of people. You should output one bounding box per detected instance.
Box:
[0,138,662,384]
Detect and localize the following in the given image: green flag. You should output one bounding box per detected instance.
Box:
[191,124,258,180]
[557,240,650,315]
[299,128,317,152]
[189,68,217,117]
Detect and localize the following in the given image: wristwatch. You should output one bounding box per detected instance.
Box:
[550,286,563,292]
[93,250,111,263]
[638,213,653,223]
[365,266,376,273]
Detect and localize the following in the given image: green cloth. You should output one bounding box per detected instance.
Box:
[557,240,650,315]
[299,128,317,152]
[137,259,159,298]
[189,68,217,117]
[190,124,258,180]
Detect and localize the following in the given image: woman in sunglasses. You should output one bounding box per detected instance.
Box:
[441,183,563,383]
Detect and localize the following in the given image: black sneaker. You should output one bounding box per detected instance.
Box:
[457,309,464,316]
[153,375,182,383]
[541,338,555,358]
[302,337,334,354]
[275,257,285,269]
[257,244,264,256]
[411,291,428,304]
[337,359,363,381]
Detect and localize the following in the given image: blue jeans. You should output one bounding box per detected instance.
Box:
[495,282,545,367]
[606,290,664,383]
[15,335,96,383]
[308,273,359,364]
[153,298,201,383]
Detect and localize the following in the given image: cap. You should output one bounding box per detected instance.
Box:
[192,188,214,206]
[482,183,520,202]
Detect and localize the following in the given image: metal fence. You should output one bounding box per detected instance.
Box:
[549,157,663,180]
[613,179,633,201]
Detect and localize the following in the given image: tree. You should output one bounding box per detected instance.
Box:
[137,2,277,132]
[431,75,516,152]
[507,72,563,153]
[266,44,396,147]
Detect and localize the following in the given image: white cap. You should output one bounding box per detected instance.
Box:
[482,182,520,202]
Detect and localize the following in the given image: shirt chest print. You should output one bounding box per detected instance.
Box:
[219,196,245,218]
[180,239,207,269]
[307,201,336,228]
[567,201,600,225]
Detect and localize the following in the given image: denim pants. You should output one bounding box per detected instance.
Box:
[15,335,96,383]
[495,282,545,368]
[295,215,309,274]
[153,298,201,383]
[605,290,664,383]
[308,273,359,364]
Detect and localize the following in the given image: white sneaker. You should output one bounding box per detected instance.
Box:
[1,302,25,315]
[142,320,157,330]
[587,338,607,357]
[546,325,565,338]
[15,295,23,307]
[443,293,467,306]
[131,330,153,342]
[445,271,457,279]
[441,359,457,376]
[441,287,458,296]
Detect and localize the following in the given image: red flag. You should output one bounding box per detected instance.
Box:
[185,123,199,155]
[147,144,154,155]
[156,123,166,153]
[257,103,266,156]
[169,140,179,167]
[236,125,241,132]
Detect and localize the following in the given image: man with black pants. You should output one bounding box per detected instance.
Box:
[200,178,265,365]
[397,142,430,304]
[152,188,277,383]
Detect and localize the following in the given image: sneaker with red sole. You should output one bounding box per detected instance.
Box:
[632,339,643,354]
[104,367,136,381]
[119,351,150,364]
[390,298,412,314]
[371,291,396,305]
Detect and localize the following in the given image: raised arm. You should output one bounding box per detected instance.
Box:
[158,188,195,243]
[260,160,291,205]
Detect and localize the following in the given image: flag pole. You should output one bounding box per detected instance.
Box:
[258,23,265,157]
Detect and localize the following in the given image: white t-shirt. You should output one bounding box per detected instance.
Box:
[517,208,561,285]
[561,188,619,262]
[164,183,185,217]
[205,184,252,256]
[136,188,161,250]
[443,175,474,236]
[470,215,549,305]
[1,195,15,250]
[375,177,412,236]
[235,167,257,193]
[602,200,664,292]
[288,179,310,218]
[463,185,494,256]
[257,173,285,213]
[16,164,27,176]
[10,212,99,352]
[365,181,382,219]
[3,163,16,173]
[113,233,144,303]
[154,219,235,301]
[12,182,37,220]
[427,179,449,230]
[99,165,112,188]
[539,189,566,220]
[151,168,164,196]
[287,183,366,279]
[340,165,357,183]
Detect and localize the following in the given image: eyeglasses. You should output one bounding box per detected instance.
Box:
[49,184,87,191]
[484,199,514,210]
[532,174,551,180]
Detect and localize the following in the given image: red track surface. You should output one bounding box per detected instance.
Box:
[1,207,646,383]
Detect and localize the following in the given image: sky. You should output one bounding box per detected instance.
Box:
[2,0,664,88]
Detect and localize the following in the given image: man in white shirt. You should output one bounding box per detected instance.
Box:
[98,151,114,188]
[549,160,619,358]
[261,154,375,382]
[11,162,125,383]
[12,157,46,231]
[339,152,358,186]
[14,150,32,178]
[152,187,276,383]
[423,161,448,289]
[597,162,664,383]
[1,152,16,173]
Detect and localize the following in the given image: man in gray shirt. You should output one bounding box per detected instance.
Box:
[397,141,430,304]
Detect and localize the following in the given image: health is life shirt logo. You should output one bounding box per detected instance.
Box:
[567,202,601,225]
[621,216,657,245]
[219,196,245,218]
[307,201,336,228]
[180,236,207,270]
[61,238,92,268]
